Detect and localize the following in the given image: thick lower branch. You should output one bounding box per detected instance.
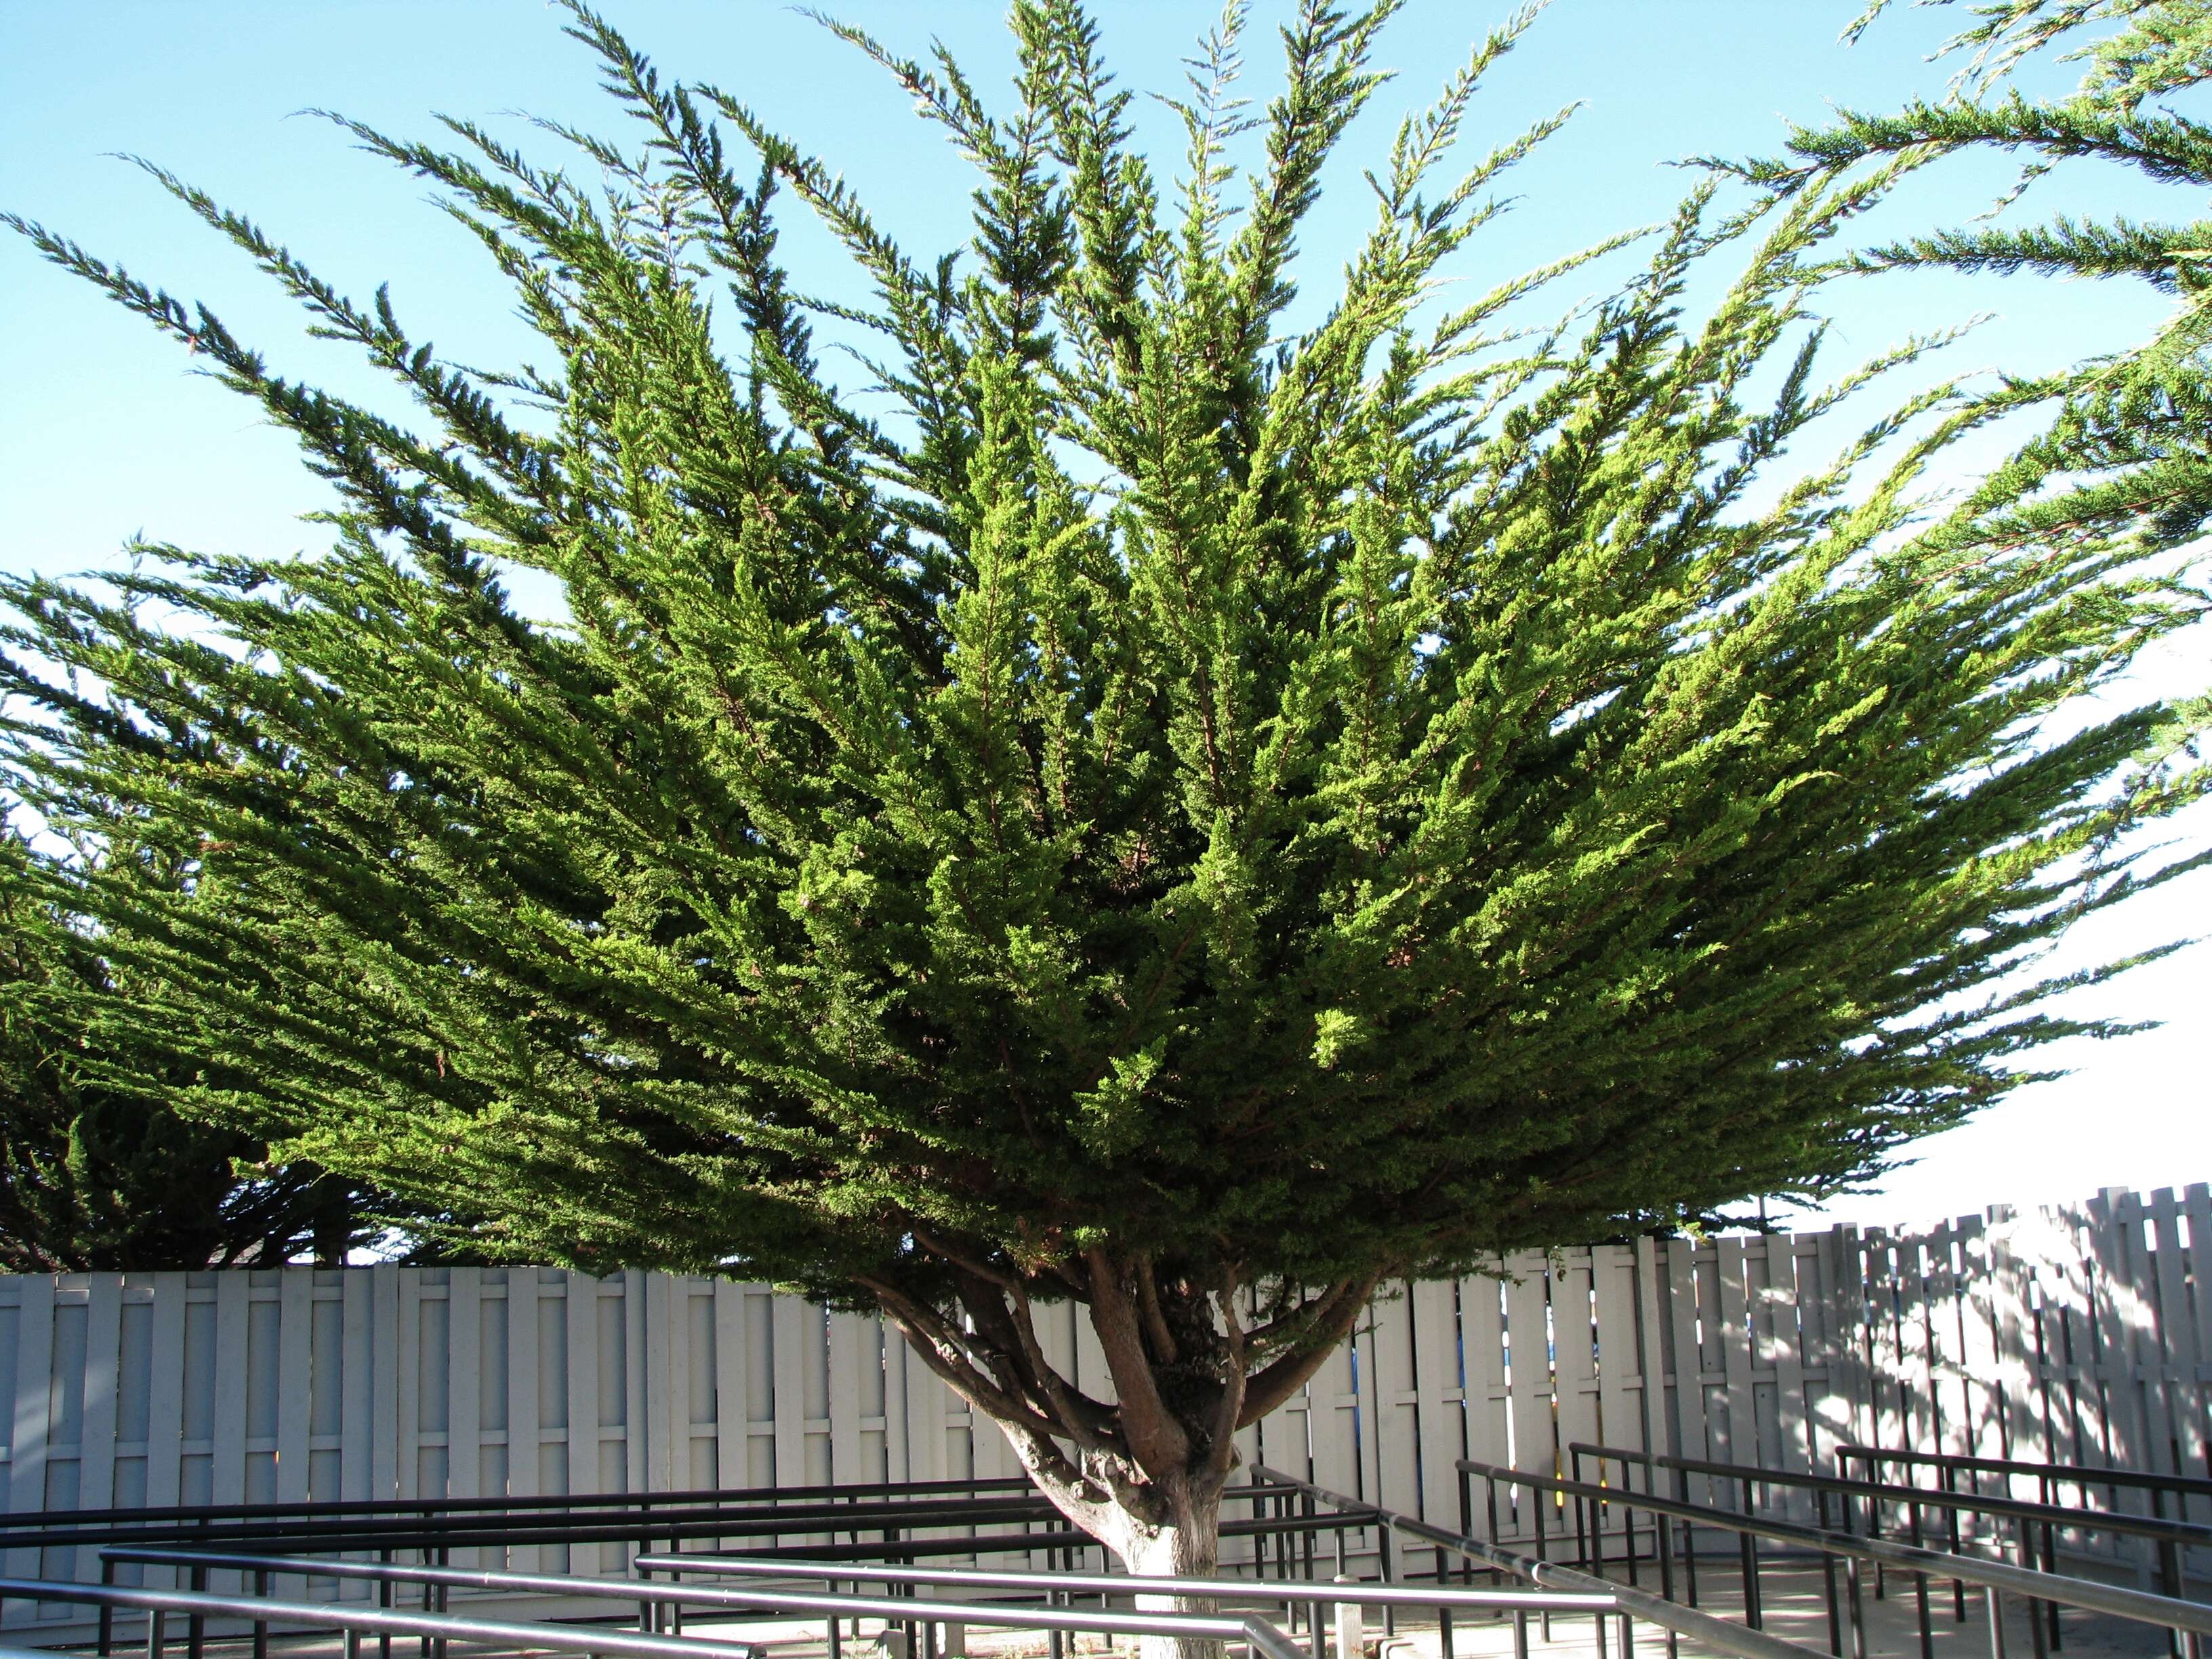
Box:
[1237,1272,1383,1428]
[860,1275,1079,1446]
[1083,1247,1194,1477]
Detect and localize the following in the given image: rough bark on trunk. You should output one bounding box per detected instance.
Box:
[1115,1482,1226,1659]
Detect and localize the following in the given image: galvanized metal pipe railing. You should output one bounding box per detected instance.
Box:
[83,1552,1307,1659]
[0,1574,761,1659]
[1460,1456,2212,1659]
[102,1543,1335,1659]
[632,1545,1618,1659]
[105,1544,784,1659]
[1254,1465,1831,1659]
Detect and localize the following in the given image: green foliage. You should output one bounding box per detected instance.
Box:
[1,0,2205,1548]
[0,834,367,1271]
[1728,0,2212,554]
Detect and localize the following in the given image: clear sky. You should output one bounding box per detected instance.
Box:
[2,0,2205,1235]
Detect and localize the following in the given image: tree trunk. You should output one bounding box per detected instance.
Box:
[1108,1478,1227,1659]
[872,1261,1382,1659]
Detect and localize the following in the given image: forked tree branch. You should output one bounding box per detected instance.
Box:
[1082,1246,1194,1477]
[859,1275,1080,1446]
[1236,1271,1384,1428]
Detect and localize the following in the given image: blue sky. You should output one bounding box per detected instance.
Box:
[3,0,2205,1231]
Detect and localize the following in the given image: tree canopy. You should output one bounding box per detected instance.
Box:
[2,0,2206,1578]
[0,834,367,1271]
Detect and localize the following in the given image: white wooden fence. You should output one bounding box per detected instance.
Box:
[1,1183,2207,1632]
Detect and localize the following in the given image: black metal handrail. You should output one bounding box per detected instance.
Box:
[0,1481,1306,1553]
[0,1472,1041,1534]
[1566,1443,2212,1551]
[1836,1446,2212,1506]
[43,1496,1356,1571]
[1460,1456,2212,1659]
[1571,1436,2207,1658]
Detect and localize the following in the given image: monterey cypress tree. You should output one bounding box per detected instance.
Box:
[0,834,365,1271]
[3,0,2207,1599]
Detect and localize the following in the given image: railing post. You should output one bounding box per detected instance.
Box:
[1818,1490,1842,1657]
[2016,1514,2049,1659]
[1944,1467,1968,1623]
[1909,1502,1933,1659]
[1377,1519,1397,1637]
[185,1562,206,1659]
[1737,1477,1761,1631]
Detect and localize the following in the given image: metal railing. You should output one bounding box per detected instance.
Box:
[0,1574,761,1659]
[0,1474,1368,1654]
[0,1473,1040,1536]
[633,1546,1619,1659]
[1252,1465,1835,1659]
[87,1551,1308,1659]
[6,1479,1333,1569]
[1460,1456,2212,1659]
[1835,1446,2212,1518]
[1570,1440,2211,1652]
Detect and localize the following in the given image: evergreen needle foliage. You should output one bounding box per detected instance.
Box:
[3,0,2207,1580]
[0,834,365,1271]
[1729,0,2212,556]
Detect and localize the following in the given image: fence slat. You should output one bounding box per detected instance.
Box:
[77,1275,120,1515]
[563,1274,602,1573]
[276,1273,312,1506]
[6,1274,54,1576]
[210,1274,249,1510]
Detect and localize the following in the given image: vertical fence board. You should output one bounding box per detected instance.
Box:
[1502,1258,1552,1515]
[711,1281,747,1490]
[1654,1241,1693,1469]
[1460,1273,1509,1532]
[276,1274,312,1506]
[771,1296,806,1490]
[563,1275,601,1574]
[1408,1277,1461,1530]
[6,1274,54,1579]
[209,1274,249,1509]
[449,1268,482,1508]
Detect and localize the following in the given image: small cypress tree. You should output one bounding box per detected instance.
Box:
[3,0,2207,1609]
[0,833,365,1271]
